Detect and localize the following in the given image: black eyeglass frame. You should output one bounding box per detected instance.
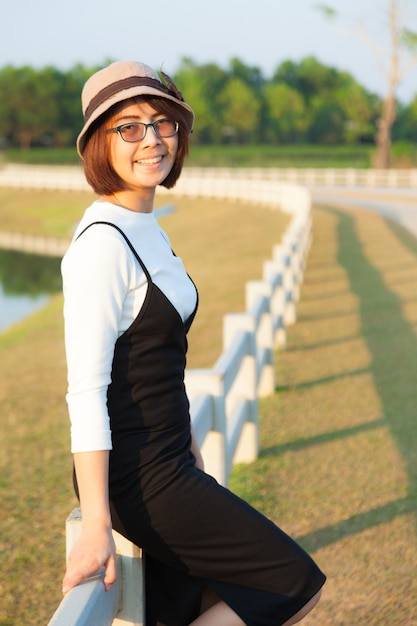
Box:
[107,119,179,142]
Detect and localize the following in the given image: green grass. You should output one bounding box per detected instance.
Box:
[187,144,374,168]
[2,143,376,168]
[229,205,417,624]
[0,188,95,238]
[0,190,289,624]
[5,141,417,168]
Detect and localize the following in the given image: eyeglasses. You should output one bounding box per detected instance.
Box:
[107,119,179,143]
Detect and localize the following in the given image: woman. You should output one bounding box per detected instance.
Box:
[61,60,325,626]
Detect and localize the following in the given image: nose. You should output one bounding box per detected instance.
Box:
[142,122,162,145]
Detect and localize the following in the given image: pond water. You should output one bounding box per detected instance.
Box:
[0,206,175,334]
[0,249,62,333]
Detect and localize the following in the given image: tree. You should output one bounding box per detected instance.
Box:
[228,57,265,92]
[318,0,417,168]
[174,58,228,144]
[394,94,417,142]
[0,65,60,148]
[264,83,307,142]
[217,78,262,143]
[271,56,377,144]
[308,97,345,144]
[372,0,417,167]
[274,56,342,104]
[333,75,376,144]
[56,64,94,147]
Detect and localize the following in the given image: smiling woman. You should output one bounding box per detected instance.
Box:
[101,100,179,209]
[60,60,325,626]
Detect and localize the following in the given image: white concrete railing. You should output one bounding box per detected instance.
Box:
[1,163,417,190]
[44,171,312,626]
[185,210,311,484]
[0,231,69,257]
[178,166,417,188]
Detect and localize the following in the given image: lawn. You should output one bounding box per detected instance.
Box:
[230,204,417,624]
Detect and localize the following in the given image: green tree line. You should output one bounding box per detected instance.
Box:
[1,56,416,151]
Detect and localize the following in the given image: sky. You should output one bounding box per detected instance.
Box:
[1,0,417,103]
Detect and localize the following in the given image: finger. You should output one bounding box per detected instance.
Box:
[62,564,92,595]
[103,555,117,592]
[62,573,77,595]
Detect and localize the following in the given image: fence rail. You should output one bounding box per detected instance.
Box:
[0,231,69,256]
[46,170,312,625]
[1,163,417,192]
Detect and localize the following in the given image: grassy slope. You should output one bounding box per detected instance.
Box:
[0,188,95,238]
[230,205,417,624]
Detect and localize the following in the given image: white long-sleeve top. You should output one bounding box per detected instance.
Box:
[61,201,197,453]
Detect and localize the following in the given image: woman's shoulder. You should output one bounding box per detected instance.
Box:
[73,201,129,237]
[63,201,166,270]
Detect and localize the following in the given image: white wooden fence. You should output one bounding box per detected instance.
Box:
[35,169,313,625]
[179,166,417,188]
[0,231,69,257]
[1,163,417,191]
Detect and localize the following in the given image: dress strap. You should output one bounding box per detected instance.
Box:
[75,220,151,281]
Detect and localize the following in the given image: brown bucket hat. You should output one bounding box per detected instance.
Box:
[76,60,195,157]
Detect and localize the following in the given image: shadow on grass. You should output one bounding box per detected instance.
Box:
[295,207,417,551]
[261,418,386,457]
[298,496,416,552]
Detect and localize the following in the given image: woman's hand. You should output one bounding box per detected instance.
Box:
[62,525,117,594]
[63,451,115,594]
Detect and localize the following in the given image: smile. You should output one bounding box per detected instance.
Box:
[136,156,163,165]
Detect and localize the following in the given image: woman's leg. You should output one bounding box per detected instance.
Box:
[190,588,322,626]
[189,600,245,626]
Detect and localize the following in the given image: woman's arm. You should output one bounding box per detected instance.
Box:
[62,228,133,453]
[61,230,133,593]
[62,451,117,594]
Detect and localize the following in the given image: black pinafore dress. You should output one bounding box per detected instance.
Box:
[81,223,325,626]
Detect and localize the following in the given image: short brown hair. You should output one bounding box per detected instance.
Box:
[82,96,192,195]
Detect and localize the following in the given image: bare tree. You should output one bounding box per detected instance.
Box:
[317,0,417,168]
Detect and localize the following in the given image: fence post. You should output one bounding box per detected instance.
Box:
[112,530,144,626]
[262,261,287,350]
[273,244,297,325]
[185,370,228,485]
[222,313,259,467]
[246,280,275,397]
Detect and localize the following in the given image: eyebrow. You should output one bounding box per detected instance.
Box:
[114,113,163,124]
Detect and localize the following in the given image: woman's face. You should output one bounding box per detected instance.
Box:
[106,100,178,193]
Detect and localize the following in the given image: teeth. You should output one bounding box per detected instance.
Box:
[137,156,162,165]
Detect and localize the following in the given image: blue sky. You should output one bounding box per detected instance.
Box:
[2,0,417,102]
